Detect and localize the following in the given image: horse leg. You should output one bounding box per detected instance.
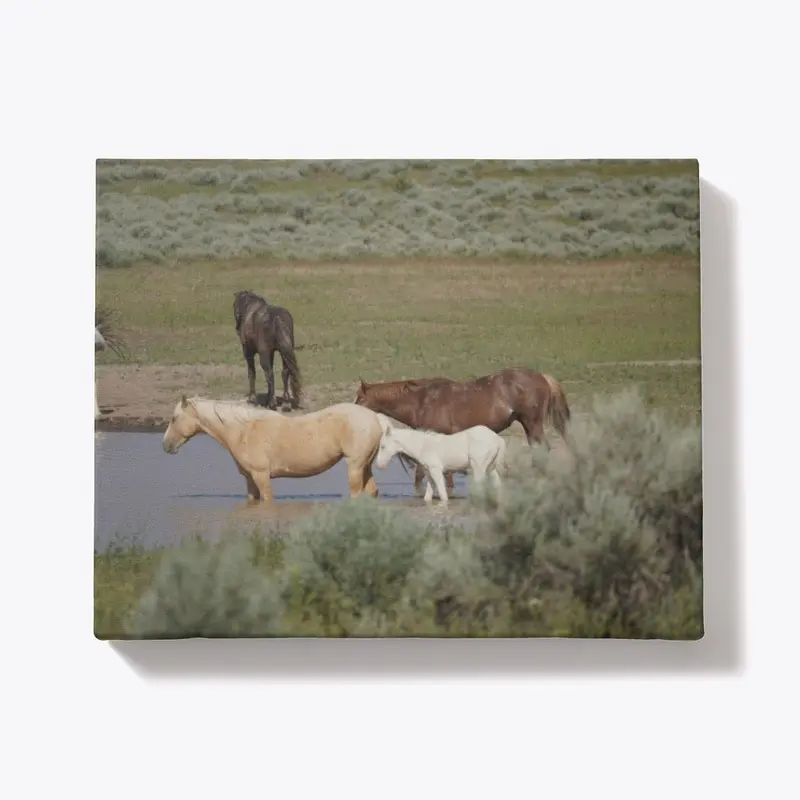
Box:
[237,465,260,503]
[259,349,277,409]
[429,465,449,508]
[422,470,435,504]
[520,414,550,451]
[362,463,379,498]
[279,355,294,408]
[347,460,367,498]
[469,456,488,497]
[243,344,257,402]
[251,471,274,505]
[445,472,455,490]
[414,463,426,497]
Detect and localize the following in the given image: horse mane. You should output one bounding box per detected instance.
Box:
[237,289,268,306]
[366,378,445,401]
[188,397,279,426]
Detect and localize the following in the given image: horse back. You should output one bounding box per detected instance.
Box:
[240,301,294,347]
[416,379,515,432]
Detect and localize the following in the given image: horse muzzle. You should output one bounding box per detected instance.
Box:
[162,438,181,454]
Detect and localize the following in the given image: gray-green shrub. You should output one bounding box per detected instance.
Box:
[128,537,283,638]
[96,159,699,266]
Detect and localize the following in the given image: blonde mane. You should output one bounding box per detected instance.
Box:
[187,396,281,426]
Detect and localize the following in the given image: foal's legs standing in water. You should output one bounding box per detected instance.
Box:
[423,465,450,508]
[414,463,455,497]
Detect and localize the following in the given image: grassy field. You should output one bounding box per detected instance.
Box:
[96,159,700,426]
[96,255,700,425]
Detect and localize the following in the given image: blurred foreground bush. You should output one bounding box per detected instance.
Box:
[121,390,702,640]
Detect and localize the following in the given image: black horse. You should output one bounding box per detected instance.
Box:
[233,290,303,410]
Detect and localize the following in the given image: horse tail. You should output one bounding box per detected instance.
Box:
[275,315,303,406]
[397,453,420,480]
[542,374,571,439]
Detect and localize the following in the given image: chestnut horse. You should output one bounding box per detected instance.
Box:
[355,367,571,457]
[357,377,460,495]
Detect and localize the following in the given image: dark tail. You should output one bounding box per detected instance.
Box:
[275,316,303,407]
[542,374,571,439]
[397,453,420,480]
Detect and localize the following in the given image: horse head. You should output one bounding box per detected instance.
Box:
[353,378,371,405]
[163,394,201,454]
[375,419,401,470]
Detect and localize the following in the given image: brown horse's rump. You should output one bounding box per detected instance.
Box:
[355,367,570,449]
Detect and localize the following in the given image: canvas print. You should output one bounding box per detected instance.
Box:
[94,159,702,640]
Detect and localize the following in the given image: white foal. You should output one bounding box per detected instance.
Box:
[375,417,506,507]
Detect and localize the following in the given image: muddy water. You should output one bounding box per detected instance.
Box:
[94,432,470,552]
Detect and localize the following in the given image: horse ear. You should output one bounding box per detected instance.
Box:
[180,394,188,408]
[360,379,368,390]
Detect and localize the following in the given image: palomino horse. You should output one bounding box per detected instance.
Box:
[375,416,507,507]
[233,290,303,410]
[162,396,381,503]
[355,366,571,452]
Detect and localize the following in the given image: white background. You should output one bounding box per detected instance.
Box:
[1,0,798,797]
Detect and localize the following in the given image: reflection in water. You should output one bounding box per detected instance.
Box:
[95,432,469,552]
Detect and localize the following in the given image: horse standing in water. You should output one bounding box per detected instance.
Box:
[375,416,507,508]
[355,367,571,487]
[162,396,382,504]
[233,290,303,410]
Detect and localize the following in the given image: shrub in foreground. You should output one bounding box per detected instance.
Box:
[472,389,702,637]
[128,537,283,638]
[278,499,430,635]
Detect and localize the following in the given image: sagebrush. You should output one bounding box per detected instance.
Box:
[96,159,699,267]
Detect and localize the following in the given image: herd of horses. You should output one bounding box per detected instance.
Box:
[160,289,572,507]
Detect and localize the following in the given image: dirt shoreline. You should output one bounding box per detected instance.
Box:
[96,415,168,433]
[94,364,362,434]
